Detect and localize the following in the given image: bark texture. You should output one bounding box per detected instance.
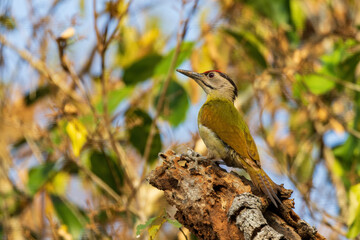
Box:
[147,149,326,240]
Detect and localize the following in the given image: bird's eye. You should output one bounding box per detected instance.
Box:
[208,72,215,78]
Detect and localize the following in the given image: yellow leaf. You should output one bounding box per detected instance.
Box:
[148,218,165,240]
[46,172,70,195]
[139,28,160,49]
[58,225,73,240]
[66,119,88,157]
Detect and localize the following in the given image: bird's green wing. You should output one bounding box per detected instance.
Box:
[199,99,261,167]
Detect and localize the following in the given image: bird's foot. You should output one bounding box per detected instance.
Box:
[181,148,206,161]
[180,148,211,170]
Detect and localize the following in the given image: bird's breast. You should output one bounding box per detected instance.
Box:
[198,124,229,159]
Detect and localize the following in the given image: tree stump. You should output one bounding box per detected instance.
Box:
[147,150,326,240]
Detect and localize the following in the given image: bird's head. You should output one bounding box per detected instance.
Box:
[176,69,238,102]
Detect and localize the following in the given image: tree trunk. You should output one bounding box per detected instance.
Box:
[147,150,326,240]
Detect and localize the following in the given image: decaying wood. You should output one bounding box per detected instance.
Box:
[147,149,326,240]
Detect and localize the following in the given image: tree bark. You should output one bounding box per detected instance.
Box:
[147,150,326,240]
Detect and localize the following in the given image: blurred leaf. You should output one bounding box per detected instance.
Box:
[51,195,86,239]
[293,74,307,100]
[331,159,345,178]
[290,0,305,32]
[293,142,314,183]
[301,74,335,95]
[333,135,358,167]
[123,54,163,85]
[96,86,134,114]
[125,108,162,164]
[0,15,16,30]
[347,184,360,238]
[337,51,360,83]
[244,0,291,26]
[27,162,56,196]
[50,127,62,146]
[47,172,70,196]
[117,27,141,66]
[136,215,166,239]
[225,30,267,69]
[155,80,190,126]
[166,218,182,228]
[148,218,166,240]
[89,150,124,194]
[320,40,357,80]
[24,85,52,106]
[66,119,88,157]
[136,216,157,236]
[155,42,195,76]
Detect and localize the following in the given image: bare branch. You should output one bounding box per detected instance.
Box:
[142,0,199,173]
[0,34,82,102]
[93,0,136,191]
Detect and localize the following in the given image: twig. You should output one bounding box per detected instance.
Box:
[75,161,124,204]
[142,0,199,177]
[179,228,189,240]
[0,34,82,102]
[55,35,99,119]
[93,0,137,191]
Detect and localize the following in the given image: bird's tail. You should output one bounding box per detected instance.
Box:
[246,165,282,208]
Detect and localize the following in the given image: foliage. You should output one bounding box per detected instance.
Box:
[0,0,360,239]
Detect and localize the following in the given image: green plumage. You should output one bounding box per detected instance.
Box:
[198,98,281,207]
[199,98,260,166]
[176,68,282,207]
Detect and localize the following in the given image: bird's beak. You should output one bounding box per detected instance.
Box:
[176,69,203,81]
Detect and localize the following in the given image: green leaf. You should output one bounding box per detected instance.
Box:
[301,74,335,95]
[166,218,182,228]
[290,0,305,32]
[155,42,195,76]
[320,40,358,80]
[123,54,163,85]
[331,159,345,178]
[50,127,62,146]
[347,184,360,238]
[244,0,291,26]
[333,135,358,166]
[226,30,267,69]
[125,108,162,164]
[50,195,87,239]
[136,216,157,236]
[155,80,190,126]
[293,74,307,100]
[27,162,57,196]
[136,216,166,239]
[88,150,124,194]
[337,51,360,82]
[96,86,134,114]
[0,15,16,30]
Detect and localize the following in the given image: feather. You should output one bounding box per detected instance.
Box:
[199,98,282,207]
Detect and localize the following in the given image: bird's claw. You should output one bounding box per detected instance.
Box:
[179,148,210,171]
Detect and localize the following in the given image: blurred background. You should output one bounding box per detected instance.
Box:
[1,0,360,239]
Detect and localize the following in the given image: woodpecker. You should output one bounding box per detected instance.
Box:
[176,69,282,207]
